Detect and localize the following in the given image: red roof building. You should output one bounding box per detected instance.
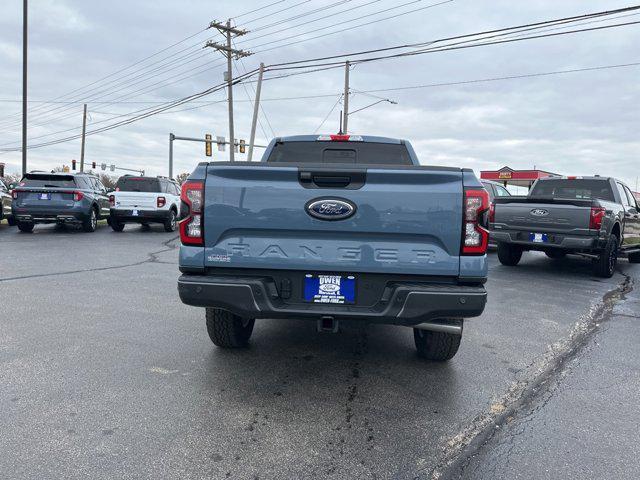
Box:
[480,166,559,188]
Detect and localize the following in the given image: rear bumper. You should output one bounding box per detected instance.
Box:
[490,229,603,250]
[12,207,90,224]
[110,208,170,223]
[177,274,487,325]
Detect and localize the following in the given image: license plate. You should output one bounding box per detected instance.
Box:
[132,210,138,216]
[530,232,548,243]
[303,274,356,304]
[39,193,50,200]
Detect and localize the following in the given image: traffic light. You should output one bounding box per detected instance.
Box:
[72,159,77,170]
[205,134,212,157]
[92,161,96,169]
[239,139,246,154]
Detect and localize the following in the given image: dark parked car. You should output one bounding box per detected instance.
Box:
[1,179,15,225]
[11,172,110,233]
[490,176,640,277]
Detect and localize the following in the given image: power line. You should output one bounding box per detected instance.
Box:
[314,95,343,134]
[1,28,210,122]
[234,0,289,20]
[240,0,421,48]
[245,0,454,53]
[267,5,640,68]
[240,0,312,26]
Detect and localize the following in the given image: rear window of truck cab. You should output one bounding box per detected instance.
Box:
[116,177,161,192]
[530,179,615,202]
[20,174,77,188]
[267,141,412,165]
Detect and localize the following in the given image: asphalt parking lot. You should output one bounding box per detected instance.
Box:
[1,223,638,479]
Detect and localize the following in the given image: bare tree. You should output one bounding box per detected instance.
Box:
[98,173,117,190]
[175,172,190,185]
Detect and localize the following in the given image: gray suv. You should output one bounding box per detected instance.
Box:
[11,172,110,233]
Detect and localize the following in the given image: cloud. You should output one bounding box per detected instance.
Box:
[0,0,639,189]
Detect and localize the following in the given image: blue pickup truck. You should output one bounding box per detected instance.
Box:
[177,135,489,361]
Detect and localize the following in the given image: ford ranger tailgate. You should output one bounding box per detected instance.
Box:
[202,163,463,276]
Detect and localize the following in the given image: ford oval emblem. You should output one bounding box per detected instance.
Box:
[530,208,549,217]
[306,198,356,221]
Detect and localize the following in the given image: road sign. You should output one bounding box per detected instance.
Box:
[216,136,226,152]
[205,134,212,157]
[62,166,70,173]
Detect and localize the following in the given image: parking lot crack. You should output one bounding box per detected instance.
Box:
[428,273,634,480]
[0,235,179,283]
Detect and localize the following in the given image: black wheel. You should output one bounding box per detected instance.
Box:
[110,220,125,232]
[594,235,618,278]
[82,207,98,232]
[205,308,255,348]
[7,215,16,226]
[497,242,523,266]
[164,209,177,232]
[414,321,463,361]
[629,251,640,264]
[17,222,34,233]
[545,250,567,259]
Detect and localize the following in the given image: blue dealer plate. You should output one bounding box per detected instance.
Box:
[303,274,356,304]
[529,232,549,243]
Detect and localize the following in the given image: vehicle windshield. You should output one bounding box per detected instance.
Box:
[116,177,161,192]
[266,141,412,165]
[20,174,77,188]
[530,179,615,202]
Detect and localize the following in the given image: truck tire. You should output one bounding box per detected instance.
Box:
[205,308,255,348]
[629,251,640,264]
[593,235,618,278]
[414,324,462,361]
[110,220,125,232]
[164,209,177,232]
[497,242,523,266]
[545,250,566,259]
[17,222,34,233]
[7,215,16,226]
[82,207,98,232]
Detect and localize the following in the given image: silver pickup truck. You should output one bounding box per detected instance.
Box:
[490,176,640,277]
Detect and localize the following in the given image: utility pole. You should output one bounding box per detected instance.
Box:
[248,63,264,162]
[80,103,87,172]
[205,19,251,162]
[342,61,350,134]
[169,133,175,179]
[22,0,28,176]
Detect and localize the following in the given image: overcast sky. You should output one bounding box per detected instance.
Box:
[0,0,638,190]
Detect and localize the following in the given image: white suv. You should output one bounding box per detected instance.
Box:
[109,176,180,232]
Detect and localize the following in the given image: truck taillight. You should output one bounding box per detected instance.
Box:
[73,191,84,202]
[589,207,606,230]
[462,188,489,255]
[109,195,115,207]
[489,202,495,223]
[157,196,166,208]
[179,181,204,246]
